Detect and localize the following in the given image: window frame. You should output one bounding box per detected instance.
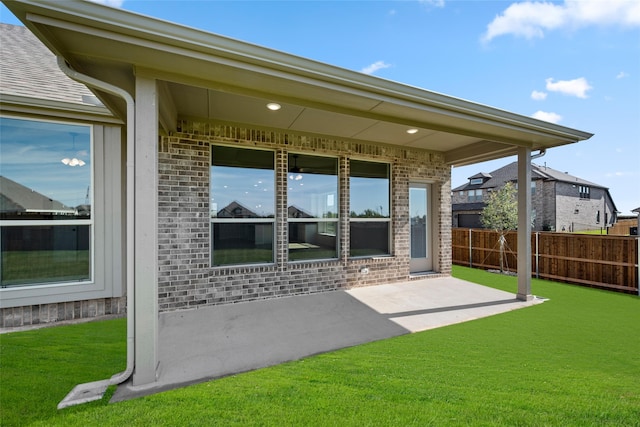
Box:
[579,185,590,199]
[287,153,339,262]
[210,144,276,267]
[467,188,482,202]
[348,159,391,258]
[0,115,95,288]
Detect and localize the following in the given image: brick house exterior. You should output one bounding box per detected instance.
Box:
[2,0,592,393]
[157,123,452,310]
[452,162,618,232]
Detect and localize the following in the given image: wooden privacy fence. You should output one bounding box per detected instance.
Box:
[452,228,639,294]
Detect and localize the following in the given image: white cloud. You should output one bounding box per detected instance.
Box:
[531,90,547,101]
[545,77,592,98]
[419,0,445,8]
[616,71,629,79]
[532,110,562,123]
[87,0,125,7]
[361,61,392,75]
[482,0,640,43]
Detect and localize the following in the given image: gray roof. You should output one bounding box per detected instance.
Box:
[453,161,606,192]
[468,172,492,180]
[452,202,486,212]
[0,175,73,214]
[0,23,101,106]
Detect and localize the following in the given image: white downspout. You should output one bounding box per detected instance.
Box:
[56,57,135,408]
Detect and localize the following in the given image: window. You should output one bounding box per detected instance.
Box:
[288,154,338,261]
[515,181,536,195]
[211,146,275,266]
[470,178,483,185]
[596,210,600,224]
[579,185,590,199]
[349,160,390,257]
[467,189,482,202]
[1,117,92,288]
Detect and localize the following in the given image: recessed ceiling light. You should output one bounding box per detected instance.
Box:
[406,128,418,134]
[266,102,281,111]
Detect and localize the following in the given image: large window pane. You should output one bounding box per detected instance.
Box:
[350,222,390,257]
[288,222,337,261]
[0,117,92,287]
[1,225,91,287]
[349,160,390,257]
[212,222,273,266]
[211,146,274,218]
[211,146,275,266]
[288,154,338,261]
[287,154,338,219]
[349,160,389,218]
[0,117,91,220]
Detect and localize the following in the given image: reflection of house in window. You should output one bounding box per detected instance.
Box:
[287,205,313,219]
[0,175,91,287]
[216,201,258,218]
[0,175,79,219]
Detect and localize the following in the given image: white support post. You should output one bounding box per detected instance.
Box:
[517,147,533,301]
[133,74,159,386]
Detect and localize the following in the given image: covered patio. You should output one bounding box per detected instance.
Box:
[110,275,544,402]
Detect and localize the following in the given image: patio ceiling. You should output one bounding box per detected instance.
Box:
[5,0,592,166]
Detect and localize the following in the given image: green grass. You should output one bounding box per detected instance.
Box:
[1,266,639,426]
[1,250,90,286]
[572,229,607,235]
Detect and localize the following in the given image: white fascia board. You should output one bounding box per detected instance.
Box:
[0,94,122,124]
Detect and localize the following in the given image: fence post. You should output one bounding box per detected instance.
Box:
[535,232,539,279]
[637,237,639,296]
[469,228,473,268]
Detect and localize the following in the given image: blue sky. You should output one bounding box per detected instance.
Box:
[1,0,638,214]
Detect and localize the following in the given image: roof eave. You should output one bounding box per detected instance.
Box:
[3,0,593,159]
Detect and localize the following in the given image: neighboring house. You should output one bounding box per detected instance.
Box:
[1,0,591,395]
[452,162,618,232]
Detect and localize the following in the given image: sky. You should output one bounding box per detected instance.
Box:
[1,0,638,214]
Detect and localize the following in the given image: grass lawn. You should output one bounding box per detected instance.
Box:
[1,266,638,426]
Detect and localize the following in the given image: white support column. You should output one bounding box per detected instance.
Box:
[517,147,533,301]
[133,75,159,386]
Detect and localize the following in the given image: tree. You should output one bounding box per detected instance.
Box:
[481,182,518,272]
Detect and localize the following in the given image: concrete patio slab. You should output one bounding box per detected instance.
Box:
[113,276,543,401]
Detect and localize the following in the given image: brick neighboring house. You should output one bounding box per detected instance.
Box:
[452,162,618,232]
[2,1,592,395]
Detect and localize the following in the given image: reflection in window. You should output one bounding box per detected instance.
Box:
[349,160,390,256]
[288,154,338,261]
[211,146,275,266]
[0,117,92,287]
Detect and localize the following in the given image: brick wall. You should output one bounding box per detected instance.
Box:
[1,296,126,328]
[555,183,614,232]
[157,120,451,313]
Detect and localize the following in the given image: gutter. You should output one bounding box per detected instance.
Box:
[56,57,135,409]
[531,149,546,160]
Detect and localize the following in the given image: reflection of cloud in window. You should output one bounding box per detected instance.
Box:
[0,118,91,208]
[288,173,337,217]
[211,166,274,216]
